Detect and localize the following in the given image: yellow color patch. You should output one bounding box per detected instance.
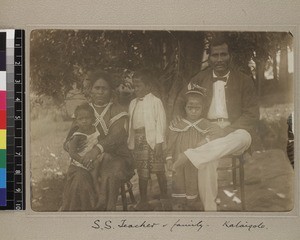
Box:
[0,130,6,149]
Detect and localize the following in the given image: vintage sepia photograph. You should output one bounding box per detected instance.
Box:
[29,30,294,212]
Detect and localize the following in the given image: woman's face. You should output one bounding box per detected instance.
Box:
[90,78,111,105]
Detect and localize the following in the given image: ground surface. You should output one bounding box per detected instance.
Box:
[30,106,294,212]
[30,91,294,212]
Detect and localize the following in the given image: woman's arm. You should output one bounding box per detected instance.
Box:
[97,116,128,153]
[68,136,84,163]
[81,115,128,163]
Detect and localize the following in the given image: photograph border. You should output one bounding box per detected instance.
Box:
[1,1,299,239]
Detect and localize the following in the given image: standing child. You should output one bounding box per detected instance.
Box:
[166,88,225,211]
[128,69,169,211]
[67,103,102,208]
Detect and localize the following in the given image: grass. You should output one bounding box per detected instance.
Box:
[30,116,71,211]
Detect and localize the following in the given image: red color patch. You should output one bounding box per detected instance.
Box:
[0,110,6,129]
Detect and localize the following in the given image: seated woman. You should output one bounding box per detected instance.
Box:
[61,70,134,211]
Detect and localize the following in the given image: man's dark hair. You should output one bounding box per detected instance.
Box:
[207,37,232,55]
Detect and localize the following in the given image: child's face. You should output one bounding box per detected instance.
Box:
[132,77,150,98]
[185,96,203,121]
[76,110,94,131]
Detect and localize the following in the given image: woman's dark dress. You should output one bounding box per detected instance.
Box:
[61,101,134,211]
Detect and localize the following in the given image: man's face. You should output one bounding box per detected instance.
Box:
[208,43,231,76]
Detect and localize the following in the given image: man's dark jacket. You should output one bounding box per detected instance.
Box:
[173,67,259,140]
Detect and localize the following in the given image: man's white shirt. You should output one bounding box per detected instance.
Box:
[207,71,230,120]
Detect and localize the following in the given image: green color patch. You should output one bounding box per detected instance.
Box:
[0,149,6,168]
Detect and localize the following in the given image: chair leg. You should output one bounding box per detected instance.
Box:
[239,155,246,211]
[120,183,127,211]
[232,157,237,189]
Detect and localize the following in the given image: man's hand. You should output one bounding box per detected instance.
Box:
[170,115,182,127]
[207,123,227,138]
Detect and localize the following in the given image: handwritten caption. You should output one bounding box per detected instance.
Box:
[91,219,267,232]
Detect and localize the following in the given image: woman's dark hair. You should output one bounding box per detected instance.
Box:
[74,102,95,120]
[87,70,116,90]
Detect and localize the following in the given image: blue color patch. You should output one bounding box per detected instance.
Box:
[0,168,6,188]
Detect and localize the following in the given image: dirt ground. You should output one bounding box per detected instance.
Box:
[117,149,294,212]
[31,147,294,212]
[30,103,294,212]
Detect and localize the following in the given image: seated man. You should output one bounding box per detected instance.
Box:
[172,37,259,211]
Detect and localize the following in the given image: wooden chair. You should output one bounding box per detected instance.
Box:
[218,153,246,211]
[120,181,136,211]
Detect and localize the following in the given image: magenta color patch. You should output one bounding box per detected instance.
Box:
[0,91,6,110]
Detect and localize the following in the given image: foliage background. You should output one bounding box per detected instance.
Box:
[30,30,293,117]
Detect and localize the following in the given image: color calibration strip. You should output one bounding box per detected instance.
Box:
[0,30,25,210]
[0,31,7,206]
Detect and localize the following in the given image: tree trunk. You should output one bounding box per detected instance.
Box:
[165,33,205,120]
[178,33,205,80]
[255,59,266,97]
[272,51,278,82]
[279,37,288,93]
